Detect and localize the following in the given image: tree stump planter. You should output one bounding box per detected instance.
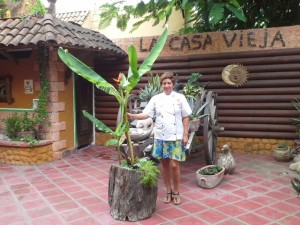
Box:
[108,164,158,221]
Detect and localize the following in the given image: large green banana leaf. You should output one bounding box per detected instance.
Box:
[57,48,122,103]
[57,26,168,146]
[126,26,169,91]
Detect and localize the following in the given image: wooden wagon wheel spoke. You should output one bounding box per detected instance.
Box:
[203,91,218,164]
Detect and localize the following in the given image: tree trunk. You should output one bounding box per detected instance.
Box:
[108,164,158,221]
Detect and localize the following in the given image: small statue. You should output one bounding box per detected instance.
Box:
[217,144,236,175]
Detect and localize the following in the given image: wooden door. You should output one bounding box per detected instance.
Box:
[75,76,93,147]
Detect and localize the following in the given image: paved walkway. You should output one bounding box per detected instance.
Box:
[0,145,299,225]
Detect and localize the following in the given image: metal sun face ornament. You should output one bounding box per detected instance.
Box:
[222,64,249,87]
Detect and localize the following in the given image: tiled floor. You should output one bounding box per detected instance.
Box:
[0,145,300,225]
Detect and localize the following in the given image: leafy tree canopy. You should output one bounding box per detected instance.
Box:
[0,0,46,18]
[99,0,300,34]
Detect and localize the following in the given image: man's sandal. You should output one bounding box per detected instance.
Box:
[172,192,181,205]
[163,192,172,204]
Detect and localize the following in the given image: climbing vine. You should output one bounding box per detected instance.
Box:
[35,46,50,129]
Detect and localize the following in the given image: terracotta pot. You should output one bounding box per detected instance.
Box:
[196,165,225,189]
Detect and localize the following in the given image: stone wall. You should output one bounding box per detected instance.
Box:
[0,140,54,165]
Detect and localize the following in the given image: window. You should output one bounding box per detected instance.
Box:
[0,76,14,104]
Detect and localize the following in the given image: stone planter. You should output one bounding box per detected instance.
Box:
[273,147,292,162]
[0,140,53,165]
[108,164,157,221]
[196,165,225,189]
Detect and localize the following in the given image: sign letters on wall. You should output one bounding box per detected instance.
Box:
[140,30,286,53]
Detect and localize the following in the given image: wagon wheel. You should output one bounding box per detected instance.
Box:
[202,91,219,165]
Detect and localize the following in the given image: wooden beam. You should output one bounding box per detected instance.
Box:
[0,50,19,64]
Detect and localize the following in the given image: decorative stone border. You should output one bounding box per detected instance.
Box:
[0,140,54,165]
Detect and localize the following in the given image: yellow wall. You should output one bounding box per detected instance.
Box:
[0,50,39,109]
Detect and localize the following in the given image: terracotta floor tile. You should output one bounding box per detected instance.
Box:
[0,213,25,224]
[183,190,207,200]
[158,207,188,220]
[10,183,30,190]
[1,149,299,225]
[31,214,64,225]
[249,195,278,205]
[198,198,226,208]
[52,201,79,211]
[21,198,47,209]
[60,208,90,223]
[218,182,239,191]
[173,216,208,225]
[266,190,291,200]
[181,201,208,213]
[285,197,300,207]
[278,216,300,225]
[234,199,263,210]
[69,190,93,199]
[138,213,167,225]
[77,196,103,206]
[41,188,65,197]
[254,207,287,220]
[0,204,19,214]
[216,204,247,217]
[270,202,300,213]
[26,206,54,219]
[247,185,269,193]
[218,193,242,203]
[243,176,264,183]
[17,191,42,202]
[47,194,72,204]
[196,209,228,223]
[85,201,109,214]
[69,216,104,225]
[238,212,270,225]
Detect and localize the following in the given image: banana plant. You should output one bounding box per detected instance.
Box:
[58,26,168,166]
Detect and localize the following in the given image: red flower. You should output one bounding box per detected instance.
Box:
[113,73,122,83]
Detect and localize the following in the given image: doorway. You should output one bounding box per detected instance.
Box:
[75,76,94,147]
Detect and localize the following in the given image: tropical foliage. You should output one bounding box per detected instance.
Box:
[0,0,45,18]
[58,26,169,167]
[99,0,299,33]
[138,74,162,102]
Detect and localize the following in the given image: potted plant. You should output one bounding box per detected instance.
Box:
[273,142,292,162]
[182,72,203,100]
[181,73,208,132]
[138,74,162,104]
[196,165,225,189]
[58,26,168,221]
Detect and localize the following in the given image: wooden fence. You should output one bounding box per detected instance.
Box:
[94,47,300,140]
